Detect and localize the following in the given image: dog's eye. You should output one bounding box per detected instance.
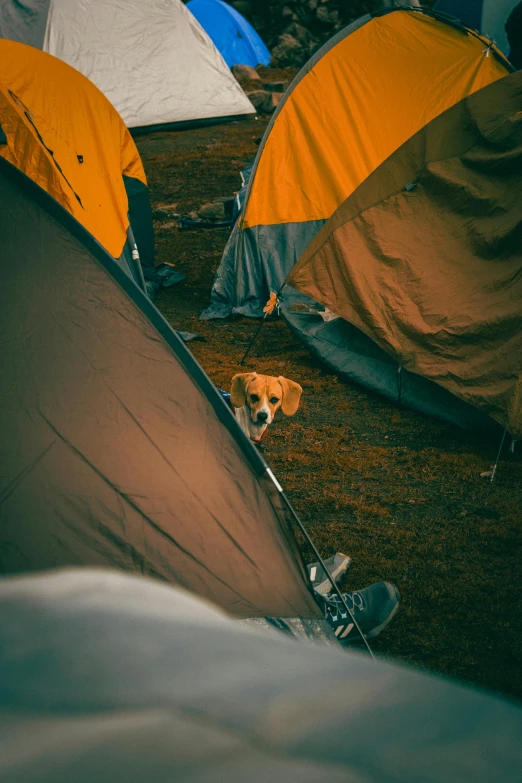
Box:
[250,394,259,402]
[270,397,279,404]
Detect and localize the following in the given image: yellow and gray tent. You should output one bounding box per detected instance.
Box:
[0,39,155,285]
[202,7,512,320]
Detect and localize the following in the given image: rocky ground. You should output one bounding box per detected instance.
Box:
[135,110,522,702]
[220,0,438,67]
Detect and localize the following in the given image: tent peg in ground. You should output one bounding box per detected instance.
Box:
[489,428,508,482]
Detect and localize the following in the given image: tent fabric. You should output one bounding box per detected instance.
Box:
[1,568,522,783]
[0,39,149,265]
[287,71,522,438]
[0,0,254,130]
[202,8,511,320]
[187,0,271,68]
[505,1,522,69]
[435,0,520,53]
[0,0,50,48]
[0,156,320,620]
[280,290,501,433]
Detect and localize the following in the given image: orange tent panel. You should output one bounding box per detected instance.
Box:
[243,11,508,230]
[0,40,146,258]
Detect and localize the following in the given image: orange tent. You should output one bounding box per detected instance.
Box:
[203,8,511,320]
[0,39,149,266]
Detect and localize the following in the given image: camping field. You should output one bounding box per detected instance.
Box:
[135,105,522,703]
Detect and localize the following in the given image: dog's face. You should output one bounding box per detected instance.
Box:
[230,372,302,440]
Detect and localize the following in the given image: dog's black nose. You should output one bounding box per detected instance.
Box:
[257,411,268,422]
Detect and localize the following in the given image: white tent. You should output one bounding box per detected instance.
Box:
[0,0,254,130]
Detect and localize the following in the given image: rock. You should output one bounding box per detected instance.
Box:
[271,34,303,68]
[245,90,268,112]
[231,64,261,82]
[212,195,238,220]
[152,203,178,219]
[176,331,205,343]
[198,201,226,221]
[286,22,313,45]
[152,208,170,220]
[263,81,290,92]
[213,194,239,203]
[316,5,340,25]
[246,89,283,114]
[265,91,283,112]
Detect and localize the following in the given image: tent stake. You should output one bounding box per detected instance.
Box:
[276,483,375,659]
[490,428,508,483]
[240,312,268,365]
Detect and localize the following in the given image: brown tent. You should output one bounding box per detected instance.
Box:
[0,156,321,621]
[287,71,522,437]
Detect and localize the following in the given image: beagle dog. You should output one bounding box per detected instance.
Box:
[230,372,303,444]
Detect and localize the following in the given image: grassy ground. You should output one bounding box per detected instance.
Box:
[135,114,522,702]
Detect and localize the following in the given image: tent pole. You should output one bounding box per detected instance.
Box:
[269,474,375,658]
[490,428,508,483]
[240,313,268,365]
[239,285,284,365]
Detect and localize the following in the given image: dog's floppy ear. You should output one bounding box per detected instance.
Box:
[230,372,257,408]
[278,376,302,416]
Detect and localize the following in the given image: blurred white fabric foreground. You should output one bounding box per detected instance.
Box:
[0,568,521,783]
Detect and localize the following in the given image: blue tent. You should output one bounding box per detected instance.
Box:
[187,0,270,68]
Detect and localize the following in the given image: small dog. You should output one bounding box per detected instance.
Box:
[229,372,303,444]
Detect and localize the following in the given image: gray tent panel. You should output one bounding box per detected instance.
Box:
[0,158,320,620]
[281,290,501,433]
[201,14,372,321]
[201,219,326,320]
[0,568,521,782]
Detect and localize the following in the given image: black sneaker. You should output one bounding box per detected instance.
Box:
[322,581,400,644]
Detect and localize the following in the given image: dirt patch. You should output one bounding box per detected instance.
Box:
[135,115,522,702]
